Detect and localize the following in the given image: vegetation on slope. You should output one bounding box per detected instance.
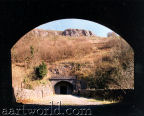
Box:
[11,29,134,89]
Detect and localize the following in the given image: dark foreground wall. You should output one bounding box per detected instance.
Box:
[0,0,144,116]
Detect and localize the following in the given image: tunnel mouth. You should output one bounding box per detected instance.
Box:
[54,81,73,95]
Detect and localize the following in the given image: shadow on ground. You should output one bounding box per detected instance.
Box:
[0,100,136,116]
[0,89,136,116]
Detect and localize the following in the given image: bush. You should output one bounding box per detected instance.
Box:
[86,62,120,89]
[35,62,47,79]
[30,46,34,56]
[25,84,33,89]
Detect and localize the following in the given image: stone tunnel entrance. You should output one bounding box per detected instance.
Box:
[49,76,77,95]
[54,81,73,94]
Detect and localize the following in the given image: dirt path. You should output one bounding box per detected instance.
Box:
[25,95,113,105]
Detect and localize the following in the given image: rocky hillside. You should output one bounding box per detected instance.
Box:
[11,28,134,90]
[62,29,95,36]
[26,28,62,37]
[27,28,95,37]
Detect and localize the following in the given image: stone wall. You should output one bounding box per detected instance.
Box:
[14,84,54,101]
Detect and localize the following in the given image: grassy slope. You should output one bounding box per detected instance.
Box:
[11,29,134,89]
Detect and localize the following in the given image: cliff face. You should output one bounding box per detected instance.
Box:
[62,29,95,37]
[31,28,95,37]
[30,29,62,37]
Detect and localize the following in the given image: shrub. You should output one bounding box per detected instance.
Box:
[35,62,47,79]
[25,84,33,89]
[85,62,121,89]
[30,46,34,56]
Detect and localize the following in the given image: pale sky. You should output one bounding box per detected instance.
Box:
[36,18,113,37]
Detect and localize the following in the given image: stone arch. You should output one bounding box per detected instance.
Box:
[10,18,135,104]
[54,81,74,94]
[1,2,136,105]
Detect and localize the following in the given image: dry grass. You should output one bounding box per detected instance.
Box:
[12,64,26,88]
[11,32,94,67]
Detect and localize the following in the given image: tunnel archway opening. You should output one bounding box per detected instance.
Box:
[54,81,73,95]
[10,18,134,104]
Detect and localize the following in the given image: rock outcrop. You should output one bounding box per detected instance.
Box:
[29,29,62,37]
[29,28,95,37]
[107,32,117,37]
[62,29,95,37]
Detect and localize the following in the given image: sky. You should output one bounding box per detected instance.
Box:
[36,19,113,37]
